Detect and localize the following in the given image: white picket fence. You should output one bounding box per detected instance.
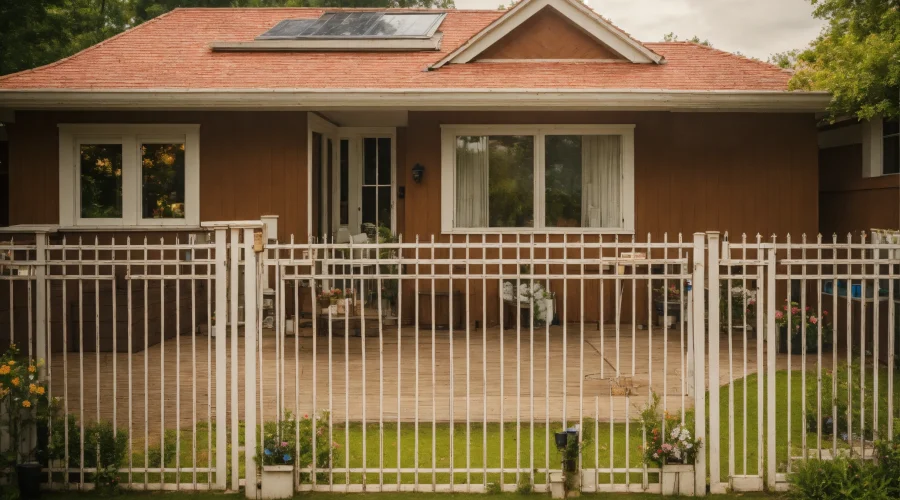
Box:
[0,225,897,496]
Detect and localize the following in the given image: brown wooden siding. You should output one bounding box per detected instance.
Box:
[7,111,309,241]
[818,144,899,236]
[399,111,819,326]
[476,6,624,61]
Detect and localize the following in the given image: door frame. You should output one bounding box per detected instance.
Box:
[337,127,397,235]
[307,113,339,241]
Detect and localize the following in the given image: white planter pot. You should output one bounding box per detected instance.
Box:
[661,463,695,496]
[260,464,294,499]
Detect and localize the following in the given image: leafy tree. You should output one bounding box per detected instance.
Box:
[662,32,713,47]
[790,0,900,121]
[768,48,801,69]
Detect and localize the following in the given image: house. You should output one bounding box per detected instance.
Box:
[0,0,830,328]
[818,117,899,236]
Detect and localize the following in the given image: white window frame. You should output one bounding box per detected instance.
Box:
[440,124,635,234]
[862,117,900,178]
[58,124,200,228]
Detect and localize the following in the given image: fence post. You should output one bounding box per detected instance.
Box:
[766,247,777,490]
[707,232,721,492]
[35,230,49,365]
[214,228,228,489]
[243,227,259,499]
[244,227,263,498]
[692,232,707,496]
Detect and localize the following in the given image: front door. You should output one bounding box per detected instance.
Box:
[336,129,395,237]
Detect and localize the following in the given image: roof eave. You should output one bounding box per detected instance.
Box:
[0,89,831,113]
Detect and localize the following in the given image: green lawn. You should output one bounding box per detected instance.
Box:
[45,492,782,500]
[40,360,900,489]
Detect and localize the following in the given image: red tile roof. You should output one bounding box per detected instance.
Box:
[0,8,793,91]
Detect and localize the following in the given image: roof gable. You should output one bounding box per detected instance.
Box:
[432,0,662,68]
[476,6,625,61]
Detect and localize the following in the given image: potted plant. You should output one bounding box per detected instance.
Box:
[377,225,400,324]
[502,271,555,328]
[259,431,295,500]
[641,393,701,496]
[719,285,757,331]
[653,282,684,327]
[1,344,49,499]
[550,426,584,499]
[775,300,833,354]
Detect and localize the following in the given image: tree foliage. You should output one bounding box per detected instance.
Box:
[790,0,900,121]
[662,32,713,47]
[0,0,455,76]
[768,48,801,69]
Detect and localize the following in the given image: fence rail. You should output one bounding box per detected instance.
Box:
[0,226,898,497]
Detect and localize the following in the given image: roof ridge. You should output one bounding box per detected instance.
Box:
[661,41,789,73]
[0,9,181,82]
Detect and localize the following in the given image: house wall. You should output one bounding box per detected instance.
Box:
[818,144,900,236]
[7,110,309,241]
[398,111,820,326]
[5,109,819,327]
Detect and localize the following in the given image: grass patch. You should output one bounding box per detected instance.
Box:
[36,360,900,489]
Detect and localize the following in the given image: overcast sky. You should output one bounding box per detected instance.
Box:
[453,0,827,60]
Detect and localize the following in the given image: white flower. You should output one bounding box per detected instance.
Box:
[670,428,680,439]
[679,429,689,441]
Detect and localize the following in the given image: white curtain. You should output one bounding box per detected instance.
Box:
[455,136,489,228]
[581,135,622,228]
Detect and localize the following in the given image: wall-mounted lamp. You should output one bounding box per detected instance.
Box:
[412,163,425,183]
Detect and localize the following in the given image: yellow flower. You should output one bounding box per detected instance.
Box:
[37,386,45,395]
[0,365,9,375]
[8,360,15,366]
[22,400,31,408]
[11,377,20,386]
[28,365,35,373]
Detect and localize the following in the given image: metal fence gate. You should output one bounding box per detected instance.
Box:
[2,226,899,496]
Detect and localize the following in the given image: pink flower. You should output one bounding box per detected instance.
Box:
[809,316,817,325]
[805,306,810,311]
[791,307,800,314]
[775,311,784,320]
[281,441,288,447]
[304,414,309,419]
[823,310,828,316]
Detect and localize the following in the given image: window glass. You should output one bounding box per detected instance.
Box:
[544,135,582,227]
[450,128,629,232]
[141,143,185,219]
[80,144,123,218]
[340,139,349,225]
[488,136,534,228]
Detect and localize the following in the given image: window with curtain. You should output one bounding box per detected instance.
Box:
[446,125,632,232]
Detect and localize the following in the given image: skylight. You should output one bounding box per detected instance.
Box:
[257,12,446,40]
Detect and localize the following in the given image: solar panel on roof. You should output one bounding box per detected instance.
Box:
[256,12,445,40]
[256,19,317,39]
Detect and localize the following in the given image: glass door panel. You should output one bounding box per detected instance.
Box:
[360,137,392,232]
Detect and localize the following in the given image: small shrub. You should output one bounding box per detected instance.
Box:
[515,473,533,495]
[789,457,890,500]
[874,434,900,498]
[485,481,502,495]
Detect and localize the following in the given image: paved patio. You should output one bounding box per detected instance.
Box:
[46,324,806,435]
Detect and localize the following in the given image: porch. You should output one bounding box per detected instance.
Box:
[45,323,789,433]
